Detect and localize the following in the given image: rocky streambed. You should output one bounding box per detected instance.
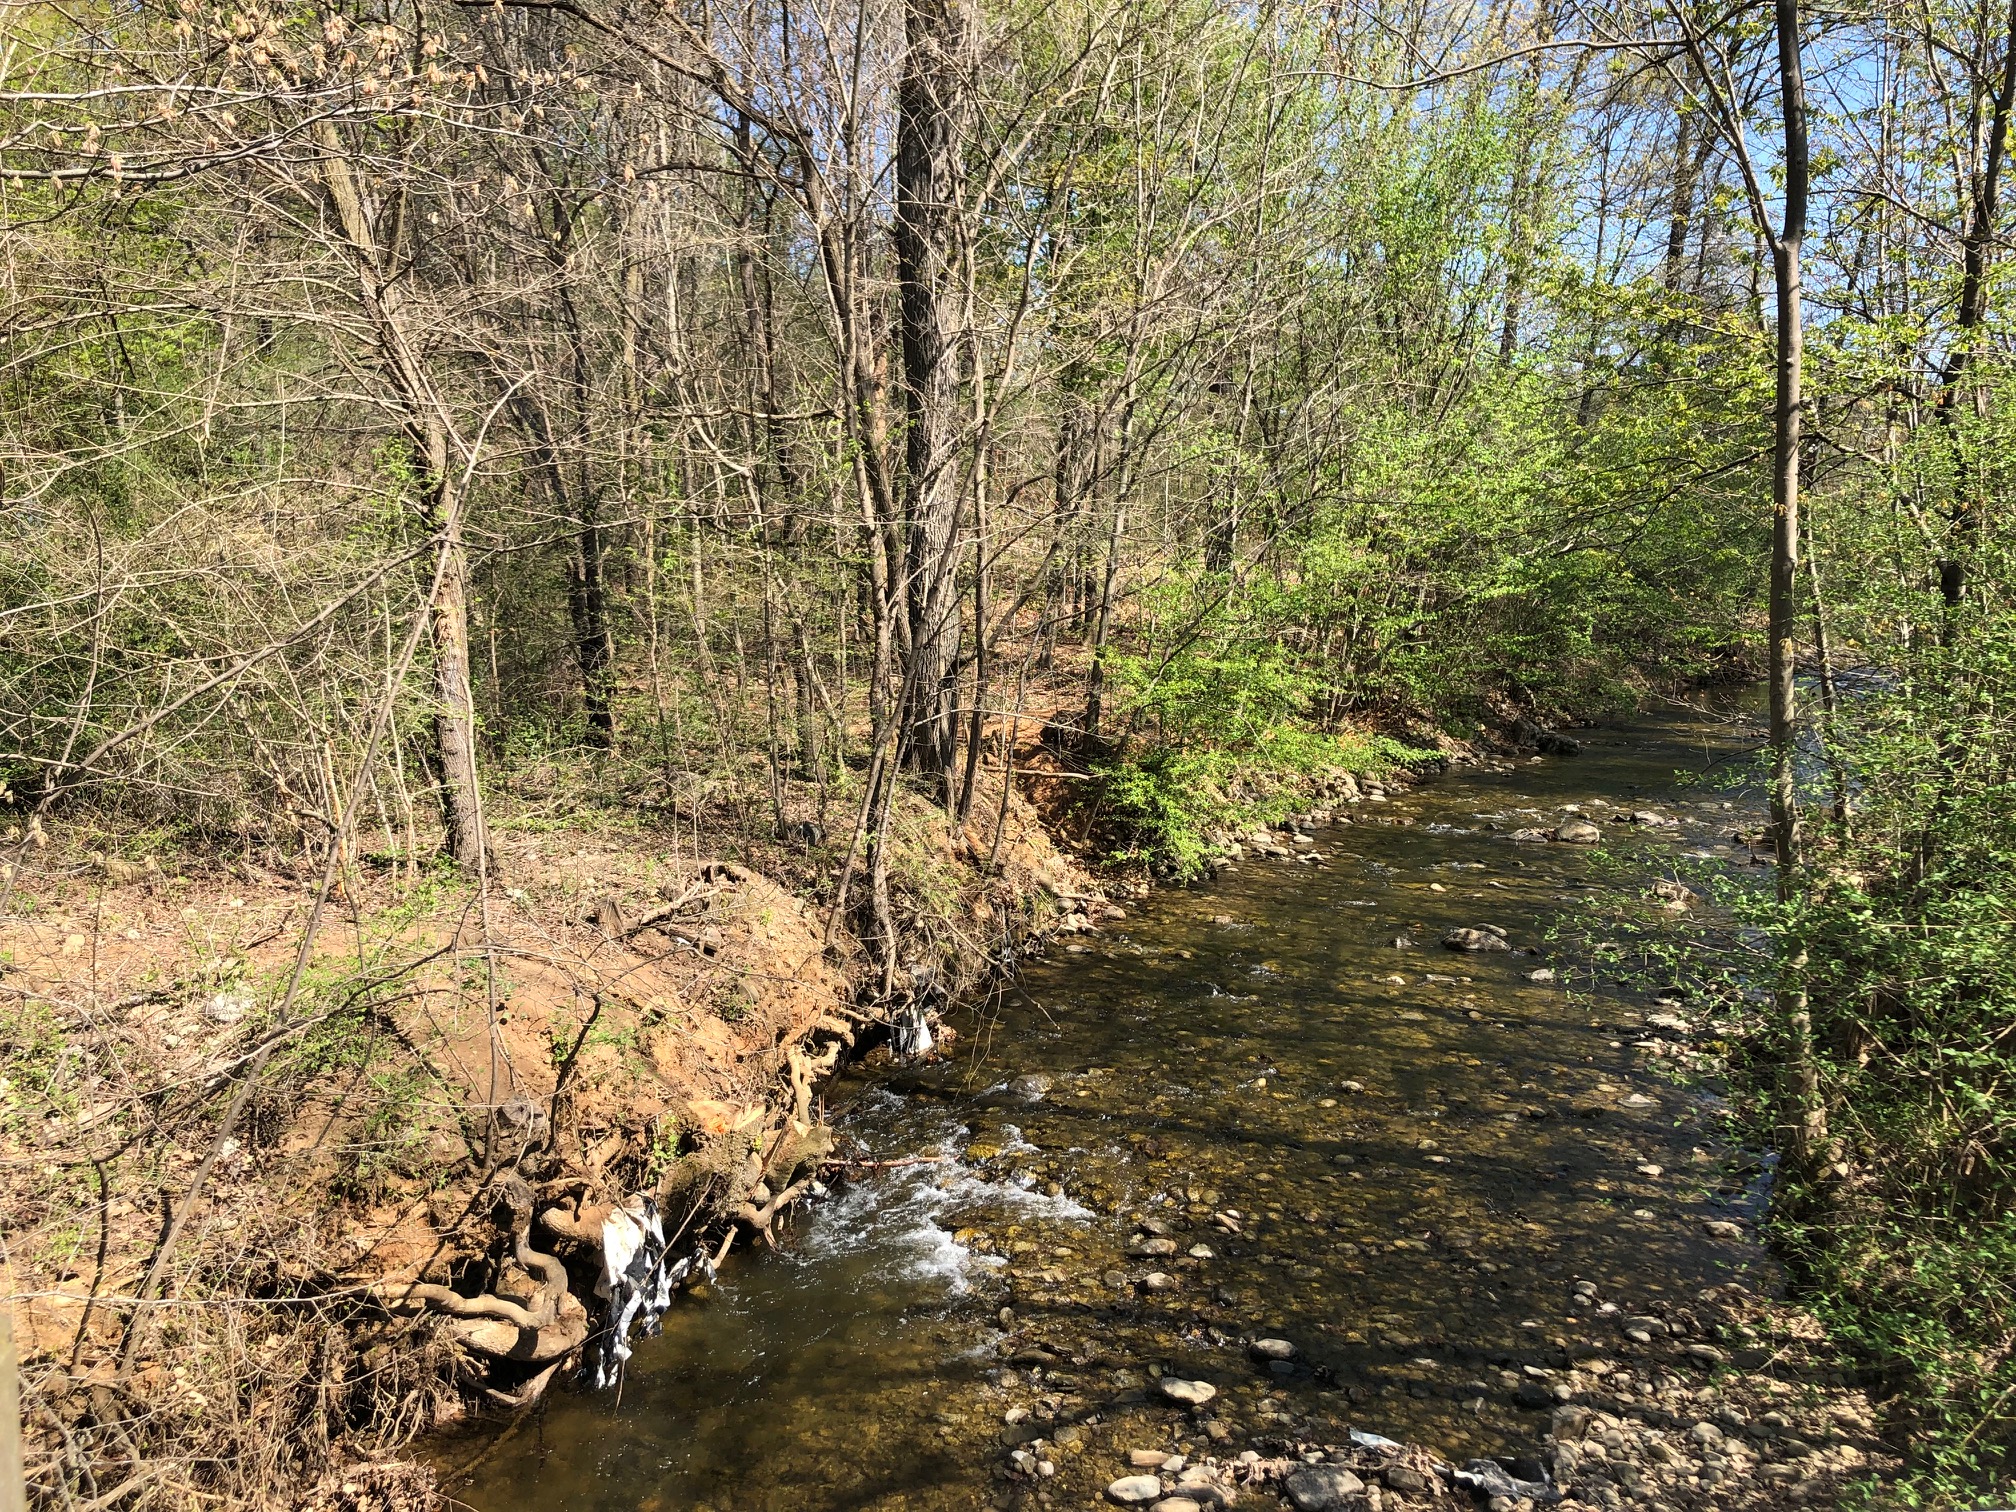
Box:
[442,702,1894,1512]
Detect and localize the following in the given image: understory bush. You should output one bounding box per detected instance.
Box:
[1090,725,1434,878]
[1762,623,2016,1503]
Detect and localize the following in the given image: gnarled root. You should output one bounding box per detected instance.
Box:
[373,1174,585,1365]
[481,1358,563,1411]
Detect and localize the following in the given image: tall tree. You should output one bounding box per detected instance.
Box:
[896,0,972,795]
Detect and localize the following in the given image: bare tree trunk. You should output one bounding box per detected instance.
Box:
[895,0,968,797]
[1663,107,1700,290]
[559,279,617,749]
[1931,0,2016,621]
[422,420,490,869]
[1803,511,1850,830]
[1082,503,1126,744]
[1769,0,1823,1173]
[314,122,487,868]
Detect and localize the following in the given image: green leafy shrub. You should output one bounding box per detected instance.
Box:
[1092,725,1433,878]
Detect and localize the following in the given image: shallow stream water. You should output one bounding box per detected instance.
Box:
[448,701,1774,1512]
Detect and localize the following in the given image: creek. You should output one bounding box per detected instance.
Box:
[446,700,1774,1512]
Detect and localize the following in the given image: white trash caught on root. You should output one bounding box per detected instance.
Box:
[587,1194,716,1389]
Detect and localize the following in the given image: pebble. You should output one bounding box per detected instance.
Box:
[1129,1449,1169,1468]
[1156,1377,1218,1406]
[1108,1475,1163,1504]
[1250,1338,1296,1361]
[1552,1405,1595,1441]
[1152,1500,1202,1512]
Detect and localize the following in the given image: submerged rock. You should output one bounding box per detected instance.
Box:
[1554,819,1603,845]
[1284,1465,1365,1510]
[1650,878,1697,909]
[1443,927,1510,952]
[1157,1377,1218,1406]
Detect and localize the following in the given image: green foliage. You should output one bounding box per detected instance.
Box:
[1092,724,1432,878]
[1758,603,2016,1502]
[330,1063,437,1204]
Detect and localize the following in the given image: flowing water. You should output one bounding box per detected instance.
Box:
[447,700,1775,1512]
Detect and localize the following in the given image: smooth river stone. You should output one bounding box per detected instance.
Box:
[1284,1466,1366,1511]
[1156,1377,1217,1406]
[1108,1475,1163,1504]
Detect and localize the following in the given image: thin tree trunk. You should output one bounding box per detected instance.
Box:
[895,0,969,798]
[1082,505,1126,744]
[423,422,489,869]
[314,122,486,868]
[1931,0,2016,619]
[1804,510,1850,830]
[1663,108,1701,291]
[1769,0,1824,1175]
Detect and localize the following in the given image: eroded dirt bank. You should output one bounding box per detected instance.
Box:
[0,757,1129,1508]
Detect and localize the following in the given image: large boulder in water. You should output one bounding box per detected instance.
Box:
[1553,818,1602,844]
[1511,716,1583,756]
[1444,927,1510,952]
